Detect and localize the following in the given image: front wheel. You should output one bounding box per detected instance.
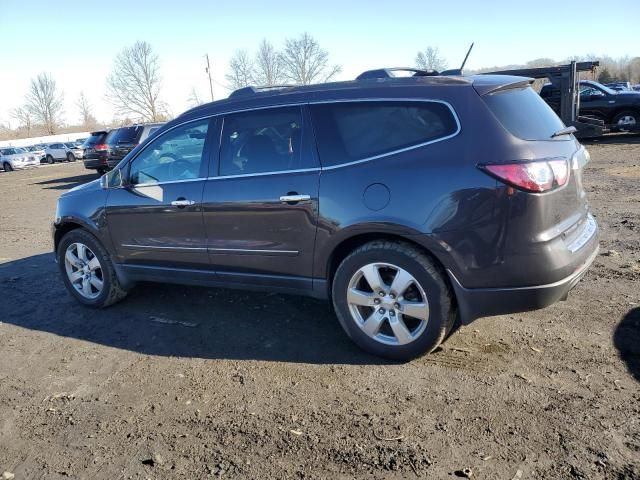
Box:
[612,110,639,131]
[3,162,13,172]
[57,229,128,308]
[67,152,76,162]
[46,155,54,164]
[332,241,455,360]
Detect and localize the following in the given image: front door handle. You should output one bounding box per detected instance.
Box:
[171,199,195,207]
[280,194,310,203]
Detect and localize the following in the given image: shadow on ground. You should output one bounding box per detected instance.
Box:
[0,254,387,365]
[33,172,98,191]
[614,307,640,382]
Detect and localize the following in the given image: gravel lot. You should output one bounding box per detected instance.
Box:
[0,140,638,479]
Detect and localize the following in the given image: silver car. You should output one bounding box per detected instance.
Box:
[0,147,40,172]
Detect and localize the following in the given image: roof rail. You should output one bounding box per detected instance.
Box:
[229,84,297,98]
[356,67,440,80]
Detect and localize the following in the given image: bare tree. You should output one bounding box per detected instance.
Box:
[25,73,64,135]
[10,106,33,137]
[76,91,97,129]
[187,87,204,107]
[415,46,448,71]
[225,50,255,90]
[254,39,284,86]
[280,33,341,85]
[106,41,166,122]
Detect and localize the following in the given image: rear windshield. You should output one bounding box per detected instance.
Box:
[109,126,142,144]
[484,87,566,140]
[83,132,107,146]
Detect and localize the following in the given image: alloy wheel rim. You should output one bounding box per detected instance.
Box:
[346,262,429,346]
[618,115,637,126]
[64,242,104,299]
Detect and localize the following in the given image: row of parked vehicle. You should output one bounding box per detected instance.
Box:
[82,123,164,175]
[0,140,86,172]
[604,81,640,92]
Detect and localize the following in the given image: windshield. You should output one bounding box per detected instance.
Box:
[584,82,617,95]
[14,147,27,153]
[64,143,76,148]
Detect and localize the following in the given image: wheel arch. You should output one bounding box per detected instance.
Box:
[324,231,454,294]
[54,218,101,253]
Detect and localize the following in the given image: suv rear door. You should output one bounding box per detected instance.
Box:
[201,105,320,290]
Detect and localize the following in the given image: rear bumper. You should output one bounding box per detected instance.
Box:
[448,241,599,324]
[83,157,107,169]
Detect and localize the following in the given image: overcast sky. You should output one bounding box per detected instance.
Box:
[1,0,638,126]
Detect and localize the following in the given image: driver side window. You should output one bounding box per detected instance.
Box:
[129,120,209,185]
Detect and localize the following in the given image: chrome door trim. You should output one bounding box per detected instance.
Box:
[121,244,207,252]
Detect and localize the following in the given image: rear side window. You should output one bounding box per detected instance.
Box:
[220,106,312,176]
[310,101,458,166]
[484,87,566,140]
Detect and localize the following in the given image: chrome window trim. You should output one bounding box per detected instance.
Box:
[206,167,320,181]
[124,98,461,181]
[131,177,208,187]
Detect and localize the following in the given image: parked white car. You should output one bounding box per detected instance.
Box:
[44,142,82,163]
[25,145,46,163]
[0,147,40,172]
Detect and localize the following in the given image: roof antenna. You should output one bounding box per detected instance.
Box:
[441,42,474,76]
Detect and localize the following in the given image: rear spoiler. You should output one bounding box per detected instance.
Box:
[471,75,534,96]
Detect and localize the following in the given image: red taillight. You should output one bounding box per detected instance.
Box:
[94,143,108,151]
[480,159,570,193]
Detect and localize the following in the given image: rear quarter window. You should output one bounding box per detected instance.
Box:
[484,87,566,140]
[310,101,459,166]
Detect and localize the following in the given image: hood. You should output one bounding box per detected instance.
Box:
[62,178,102,197]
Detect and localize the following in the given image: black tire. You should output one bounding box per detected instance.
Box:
[3,162,13,172]
[67,152,76,162]
[332,240,455,360]
[46,155,54,164]
[96,167,106,175]
[612,110,639,132]
[57,228,128,308]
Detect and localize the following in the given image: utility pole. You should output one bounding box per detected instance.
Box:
[205,54,214,101]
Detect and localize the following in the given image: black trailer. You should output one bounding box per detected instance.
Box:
[486,61,606,138]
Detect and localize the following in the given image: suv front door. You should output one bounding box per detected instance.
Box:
[202,106,320,291]
[105,118,216,269]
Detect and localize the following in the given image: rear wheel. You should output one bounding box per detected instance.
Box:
[3,162,13,172]
[57,229,128,308]
[67,152,76,162]
[612,110,639,131]
[46,155,54,164]
[332,241,455,360]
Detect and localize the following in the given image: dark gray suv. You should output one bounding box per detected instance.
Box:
[53,70,599,360]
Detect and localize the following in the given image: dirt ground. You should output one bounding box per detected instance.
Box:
[0,139,638,480]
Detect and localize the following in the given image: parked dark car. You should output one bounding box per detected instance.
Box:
[83,124,164,175]
[82,131,110,174]
[541,80,640,131]
[53,71,599,360]
[104,123,164,169]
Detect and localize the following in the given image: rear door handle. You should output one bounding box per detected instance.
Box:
[171,199,195,207]
[280,194,311,203]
